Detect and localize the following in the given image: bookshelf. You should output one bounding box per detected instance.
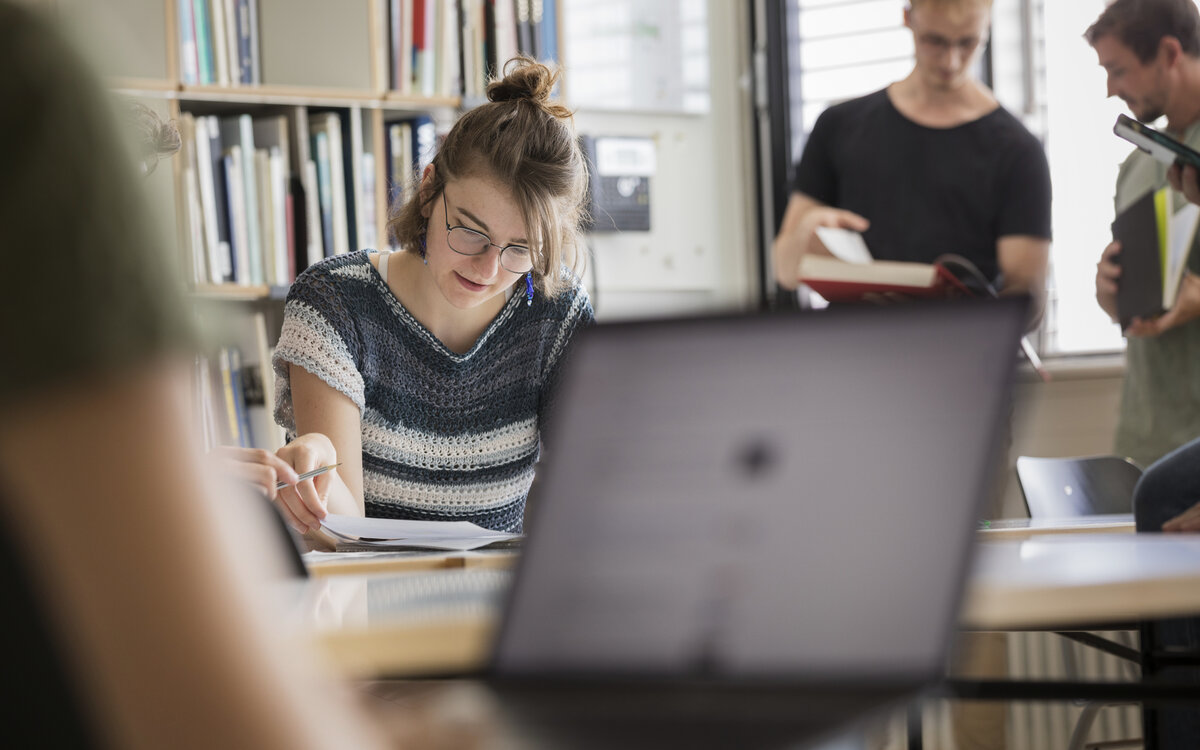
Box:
[51,0,561,451]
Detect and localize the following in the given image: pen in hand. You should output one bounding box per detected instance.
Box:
[275,462,341,490]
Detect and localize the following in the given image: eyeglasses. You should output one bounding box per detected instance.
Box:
[915,31,986,56]
[442,191,535,275]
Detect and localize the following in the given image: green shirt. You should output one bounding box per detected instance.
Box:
[1113,121,1200,468]
[0,3,195,404]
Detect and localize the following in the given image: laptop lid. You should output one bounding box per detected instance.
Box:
[488,299,1026,743]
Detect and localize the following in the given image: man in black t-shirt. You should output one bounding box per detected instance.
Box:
[772,0,1051,316]
[772,2,1050,750]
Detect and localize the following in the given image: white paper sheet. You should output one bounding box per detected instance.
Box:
[814,226,873,265]
[319,514,520,551]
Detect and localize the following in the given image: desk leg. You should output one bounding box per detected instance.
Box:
[907,702,923,750]
[1141,619,1159,750]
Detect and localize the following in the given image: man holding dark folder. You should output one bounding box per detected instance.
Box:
[1088,0,1200,471]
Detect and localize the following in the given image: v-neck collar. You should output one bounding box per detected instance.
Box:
[365,250,521,362]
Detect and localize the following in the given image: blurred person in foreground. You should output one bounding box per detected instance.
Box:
[0,3,483,747]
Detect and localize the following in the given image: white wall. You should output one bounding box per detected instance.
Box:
[997,360,1125,517]
[570,1,759,321]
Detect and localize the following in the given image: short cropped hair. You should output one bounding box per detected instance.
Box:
[1085,0,1200,63]
[387,56,588,297]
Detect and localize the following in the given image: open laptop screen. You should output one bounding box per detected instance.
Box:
[493,298,1027,684]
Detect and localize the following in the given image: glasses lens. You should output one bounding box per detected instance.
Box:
[447,227,489,256]
[500,246,534,274]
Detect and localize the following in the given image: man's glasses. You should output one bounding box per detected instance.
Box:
[442,191,534,274]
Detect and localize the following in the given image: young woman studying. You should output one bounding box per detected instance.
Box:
[271,57,594,538]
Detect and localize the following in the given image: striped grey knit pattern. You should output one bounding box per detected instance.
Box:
[273,251,593,532]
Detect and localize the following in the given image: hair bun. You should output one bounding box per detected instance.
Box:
[486,55,560,107]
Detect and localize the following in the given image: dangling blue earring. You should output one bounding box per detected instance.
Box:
[525,273,534,306]
[418,232,428,265]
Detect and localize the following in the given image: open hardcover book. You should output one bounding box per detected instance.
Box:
[799,227,1049,381]
[320,513,522,551]
[799,227,972,303]
[798,254,971,303]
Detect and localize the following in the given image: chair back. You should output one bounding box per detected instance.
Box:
[1015,455,1143,518]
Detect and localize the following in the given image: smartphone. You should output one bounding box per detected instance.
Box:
[1114,113,1200,169]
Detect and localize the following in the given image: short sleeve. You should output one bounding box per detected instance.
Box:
[792,106,842,204]
[995,130,1053,241]
[272,261,368,434]
[0,5,196,404]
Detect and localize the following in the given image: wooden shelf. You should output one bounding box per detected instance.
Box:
[192,283,273,301]
[112,80,461,112]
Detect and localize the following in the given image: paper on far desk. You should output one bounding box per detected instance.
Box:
[814,226,873,265]
[320,514,520,551]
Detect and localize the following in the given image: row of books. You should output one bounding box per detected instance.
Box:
[177,0,260,87]
[178,106,446,289]
[195,313,284,452]
[390,0,559,99]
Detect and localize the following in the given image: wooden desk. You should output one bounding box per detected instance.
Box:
[294,533,1200,679]
[303,549,517,577]
[961,532,1200,630]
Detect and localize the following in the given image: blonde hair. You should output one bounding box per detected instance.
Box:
[386,57,588,297]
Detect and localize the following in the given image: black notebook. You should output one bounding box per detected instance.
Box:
[1112,188,1164,328]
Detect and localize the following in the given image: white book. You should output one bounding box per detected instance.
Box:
[222,0,239,86]
[359,151,377,250]
[438,0,461,97]
[193,116,226,284]
[237,115,264,283]
[268,147,289,283]
[422,0,437,96]
[223,145,252,285]
[317,113,351,256]
[349,106,367,252]
[303,158,324,268]
[399,0,414,93]
[494,0,519,75]
[254,148,275,285]
[183,164,208,285]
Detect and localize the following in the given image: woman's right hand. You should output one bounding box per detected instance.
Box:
[274,433,339,534]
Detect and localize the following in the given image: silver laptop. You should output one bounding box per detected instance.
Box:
[487,297,1029,749]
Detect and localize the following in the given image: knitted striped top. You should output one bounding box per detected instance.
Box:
[273,251,593,532]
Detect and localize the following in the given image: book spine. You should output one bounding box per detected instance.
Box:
[247,0,261,83]
[539,0,555,62]
[203,117,233,282]
[303,159,324,267]
[192,0,214,84]
[254,148,275,285]
[223,0,240,85]
[191,116,223,284]
[324,113,351,255]
[311,129,335,258]
[178,0,199,85]
[237,114,264,284]
[269,147,289,283]
[228,348,254,448]
[210,0,230,86]
[236,0,253,84]
[223,147,251,284]
[218,347,243,447]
